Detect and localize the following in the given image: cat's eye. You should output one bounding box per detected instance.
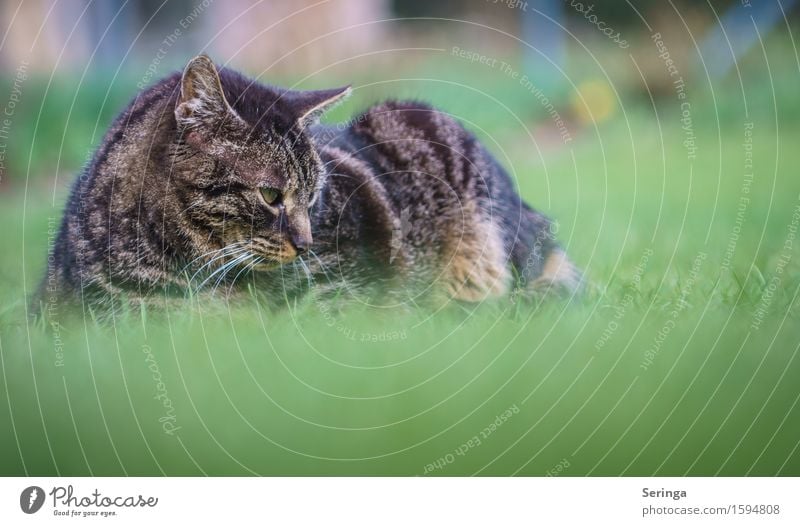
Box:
[260,187,281,205]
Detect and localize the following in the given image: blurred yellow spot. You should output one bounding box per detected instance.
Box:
[571,80,616,125]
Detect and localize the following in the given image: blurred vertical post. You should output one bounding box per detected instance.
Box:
[700,0,798,79]
[88,0,132,71]
[522,0,566,96]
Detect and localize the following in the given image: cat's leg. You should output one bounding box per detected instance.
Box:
[441,208,511,302]
[506,206,582,299]
[528,248,582,296]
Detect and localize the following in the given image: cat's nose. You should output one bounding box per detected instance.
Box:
[290,234,311,255]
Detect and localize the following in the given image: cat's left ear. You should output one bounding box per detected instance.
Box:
[175,54,235,128]
[286,86,352,126]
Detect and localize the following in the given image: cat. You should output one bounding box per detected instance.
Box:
[35,55,580,317]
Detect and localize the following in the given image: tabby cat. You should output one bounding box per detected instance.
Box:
[37,55,579,316]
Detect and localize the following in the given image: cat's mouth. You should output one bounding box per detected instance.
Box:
[246,239,298,269]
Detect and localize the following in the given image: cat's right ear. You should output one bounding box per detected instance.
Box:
[175,55,233,130]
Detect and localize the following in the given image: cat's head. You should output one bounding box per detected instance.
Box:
[172,54,349,269]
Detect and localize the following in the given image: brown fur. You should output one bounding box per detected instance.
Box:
[35,55,580,317]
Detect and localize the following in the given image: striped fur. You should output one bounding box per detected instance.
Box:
[35,56,579,317]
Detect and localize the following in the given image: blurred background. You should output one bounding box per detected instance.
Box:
[1,0,797,191]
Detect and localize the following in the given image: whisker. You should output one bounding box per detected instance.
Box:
[187,244,247,284]
[193,249,250,293]
[224,255,263,297]
[211,252,254,296]
[182,242,243,276]
[297,256,314,288]
[205,251,253,295]
[175,200,205,217]
[180,246,227,275]
[308,249,334,285]
[292,259,300,283]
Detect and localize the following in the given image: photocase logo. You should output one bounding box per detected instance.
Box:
[20,486,45,514]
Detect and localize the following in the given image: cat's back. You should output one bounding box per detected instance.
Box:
[335,99,515,218]
[348,99,475,163]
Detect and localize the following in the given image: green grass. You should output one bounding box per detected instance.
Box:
[1,36,799,476]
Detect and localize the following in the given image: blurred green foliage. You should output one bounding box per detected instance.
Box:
[2,31,799,187]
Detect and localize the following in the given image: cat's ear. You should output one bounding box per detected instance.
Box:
[286,86,352,125]
[175,55,233,128]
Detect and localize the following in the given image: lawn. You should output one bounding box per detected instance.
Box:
[1,37,799,476]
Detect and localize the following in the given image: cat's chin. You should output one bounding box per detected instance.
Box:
[251,258,295,271]
[251,261,277,271]
[245,240,298,269]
